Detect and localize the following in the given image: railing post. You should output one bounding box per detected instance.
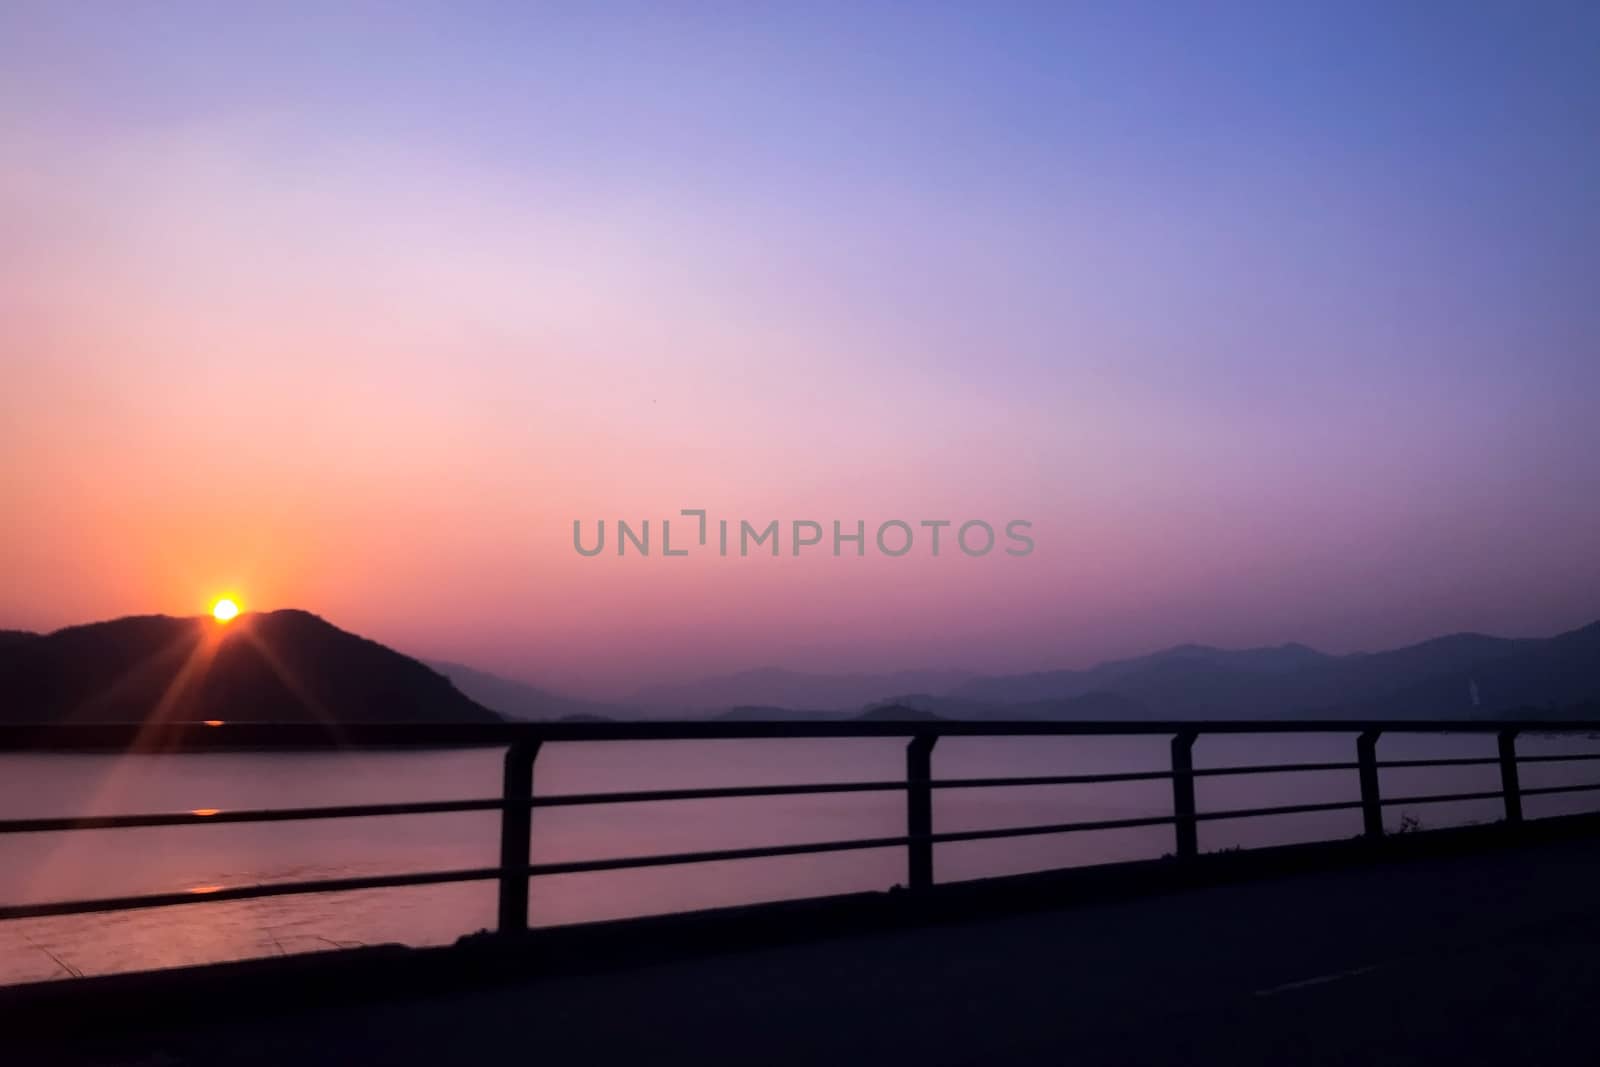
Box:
[1357,730,1383,838]
[1499,729,1523,825]
[906,733,938,891]
[1171,730,1198,860]
[497,739,542,934]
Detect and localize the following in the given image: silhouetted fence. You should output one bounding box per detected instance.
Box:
[2,720,1598,935]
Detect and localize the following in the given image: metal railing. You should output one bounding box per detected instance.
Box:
[2,719,1599,935]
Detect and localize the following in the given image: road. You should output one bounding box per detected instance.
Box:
[23,834,1600,1065]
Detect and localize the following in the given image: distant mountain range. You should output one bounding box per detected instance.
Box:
[556,621,1600,721]
[426,660,621,722]
[0,611,499,724]
[898,624,1600,720]
[3,611,1597,726]
[625,666,978,713]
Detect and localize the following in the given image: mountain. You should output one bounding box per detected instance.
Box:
[1282,632,1529,712]
[427,660,622,721]
[516,621,1597,722]
[628,666,977,712]
[0,610,500,724]
[714,705,851,722]
[855,703,942,722]
[931,623,1600,721]
[12,609,1592,728]
[1390,622,1600,716]
[950,642,1332,706]
[1000,690,1152,721]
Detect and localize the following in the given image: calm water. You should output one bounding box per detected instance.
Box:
[3,733,1598,985]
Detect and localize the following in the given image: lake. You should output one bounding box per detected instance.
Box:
[3,731,1597,985]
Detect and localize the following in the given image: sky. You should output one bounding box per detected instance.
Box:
[3,2,1598,697]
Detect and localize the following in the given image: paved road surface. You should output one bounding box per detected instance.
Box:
[25,836,1600,1065]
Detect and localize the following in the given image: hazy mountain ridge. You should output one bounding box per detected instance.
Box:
[934,623,1600,721]
[604,622,1599,721]
[426,660,624,722]
[4,612,1596,726]
[627,666,978,713]
[950,642,1334,706]
[0,610,500,725]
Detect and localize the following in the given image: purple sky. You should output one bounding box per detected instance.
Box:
[3,3,1598,695]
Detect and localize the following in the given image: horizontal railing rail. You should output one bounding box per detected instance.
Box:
[2,719,1599,948]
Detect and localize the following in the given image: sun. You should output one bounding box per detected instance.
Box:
[211,598,240,623]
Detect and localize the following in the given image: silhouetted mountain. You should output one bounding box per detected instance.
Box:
[427,660,623,721]
[1285,632,1528,713]
[628,666,976,712]
[855,703,942,722]
[0,611,500,724]
[715,705,850,722]
[931,622,1600,720]
[624,662,972,713]
[951,643,1332,706]
[1375,622,1600,717]
[0,630,40,648]
[862,693,964,715]
[1001,690,1152,721]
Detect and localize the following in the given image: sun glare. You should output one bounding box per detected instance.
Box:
[212,598,240,622]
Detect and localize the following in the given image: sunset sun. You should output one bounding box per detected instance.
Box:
[211,598,240,623]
